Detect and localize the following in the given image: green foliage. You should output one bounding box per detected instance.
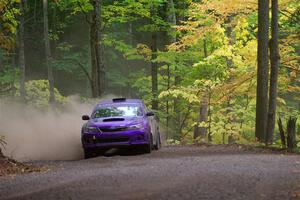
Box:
[0,0,299,147]
[0,67,19,87]
[166,139,181,145]
[52,45,91,80]
[106,69,130,88]
[130,70,152,104]
[18,80,66,109]
[0,63,19,97]
[0,0,19,50]
[68,0,93,14]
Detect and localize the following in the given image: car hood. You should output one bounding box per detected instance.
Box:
[87,116,144,128]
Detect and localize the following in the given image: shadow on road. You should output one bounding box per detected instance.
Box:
[89,147,149,159]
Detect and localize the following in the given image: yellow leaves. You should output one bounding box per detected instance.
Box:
[210,45,233,59]
[277,97,287,106]
[136,43,152,61]
[172,0,257,52]
[281,0,299,13]
[281,35,299,47]
[198,121,209,128]
[213,71,256,103]
[170,24,226,52]
[211,25,227,44]
[235,39,257,68]
[14,80,66,109]
[280,41,300,78]
[279,0,296,9]
[191,0,256,19]
[194,79,218,88]
[234,17,250,45]
[231,17,258,70]
[159,87,200,103]
[0,0,19,51]
[0,1,11,10]
[0,33,15,51]
[290,71,297,79]
[168,34,198,52]
[287,86,300,101]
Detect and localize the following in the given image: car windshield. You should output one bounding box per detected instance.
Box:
[92,105,143,118]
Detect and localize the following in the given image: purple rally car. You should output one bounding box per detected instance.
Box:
[81,98,161,158]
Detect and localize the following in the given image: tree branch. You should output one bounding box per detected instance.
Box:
[63,58,93,86]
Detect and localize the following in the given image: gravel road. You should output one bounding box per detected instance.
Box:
[1,146,300,200]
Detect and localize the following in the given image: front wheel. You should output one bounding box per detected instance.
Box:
[84,148,94,159]
[143,134,153,154]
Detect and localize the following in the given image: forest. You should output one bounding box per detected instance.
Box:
[0,0,300,150]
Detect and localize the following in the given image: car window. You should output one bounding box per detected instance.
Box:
[92,105,143,118]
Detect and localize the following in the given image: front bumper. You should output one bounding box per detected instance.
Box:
[81,129,149,149]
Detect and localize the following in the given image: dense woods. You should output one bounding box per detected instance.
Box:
[0,0,299,149]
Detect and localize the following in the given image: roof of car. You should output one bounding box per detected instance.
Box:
[98,98,144,105]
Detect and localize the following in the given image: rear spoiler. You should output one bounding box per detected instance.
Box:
[112,98,126,102]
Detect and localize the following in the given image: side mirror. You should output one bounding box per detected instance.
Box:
[146,112,155,117]
[82,115,90,120]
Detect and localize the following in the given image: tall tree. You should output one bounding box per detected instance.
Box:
[166,0,177,139]
[255,0,269,141]
[43,0,55,105]
[266,0,280,144]
[90,0,105,98]
[150,3,158,110]
[19,0,26,102]
[173,0,189,136]
[194,40,209,142]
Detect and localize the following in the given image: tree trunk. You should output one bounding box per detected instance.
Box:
[166,0,177,138]
[194,91,208,142]
[90,21,98,97]
[278,118,286,148]
[126,22,133,97]
[19,0,26,103]
[98,0,105,95]
[151,5,158,110]
[151,32,158,110]
[287,117,297,151]
[43,0,55,106]
[90,0,105,98]
[255,0,269,141]
[167,0,176,29]
[266,0,280,145]
[173,1,187,136]
[194,40,209,143]
[207,87,212,142]
[224,15,237,144]
[166,65,170,139]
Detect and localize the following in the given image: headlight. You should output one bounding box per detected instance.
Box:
[127,123,143,130]
[85,127,99,133]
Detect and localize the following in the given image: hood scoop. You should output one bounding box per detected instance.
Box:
[103,118,125,122]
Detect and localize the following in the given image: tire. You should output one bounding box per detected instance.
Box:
[143,143,151,154]
[84,148,94,159]
[144,134,153,154]
[154,132,161,150]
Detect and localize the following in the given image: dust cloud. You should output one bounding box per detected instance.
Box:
[0,96,106,161]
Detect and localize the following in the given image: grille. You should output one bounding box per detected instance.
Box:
[99,127,127,132]
[85,136,129,143]
[96,137,129,143]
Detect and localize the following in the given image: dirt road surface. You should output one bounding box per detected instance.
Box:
[1,146,300,200]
